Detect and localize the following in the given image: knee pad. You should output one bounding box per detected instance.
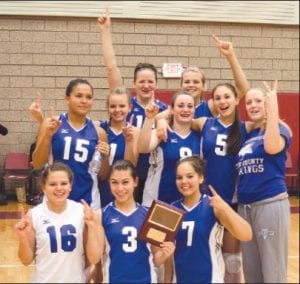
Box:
[223,253,242,274]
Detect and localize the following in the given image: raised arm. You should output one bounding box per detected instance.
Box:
[213,35,250,99]
[263,80,288,154]
[137,103,161,153]
[29,92,44,124]
[32,110,61,169]
[15,210,36,266]
[97,8,123,90]
[209,185,252,242]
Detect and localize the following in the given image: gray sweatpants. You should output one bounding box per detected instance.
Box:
[238,194,290,283]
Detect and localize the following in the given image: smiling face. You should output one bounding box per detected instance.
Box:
[108,93,131,123]
[245,88,266,123]
[65,83,93,116]
[109,169,138,205]
[42,170,72,207]
[212,84,238,122]
[134,68,157,103]
[176,161,204,198]
[181,70,205,103]
[171,93,195,124]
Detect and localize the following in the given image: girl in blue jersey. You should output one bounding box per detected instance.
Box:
[138,91,201,207]
[164,156,252,283]
[236,80,292,283]
[179,35,249,119]
[15,162,104,283]
[155,35,249,135]
[99,86,140,207]
[32,79,110,210]
[102,159,175,283]
[158,83,252,283]
[97,9,168,204]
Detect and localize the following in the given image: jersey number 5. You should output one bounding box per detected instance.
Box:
[215,134,227,156]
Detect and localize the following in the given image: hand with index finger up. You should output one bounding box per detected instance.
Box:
[15,209,32,239]
[81,199,98,228]
[29,92,44,124]
[212,34,234,58]
[263,80,278,98]
[208,185,230,214]
[44,107,61,137]
[97,7,111,33]
[122,114,135,142]
[145,102,159,119]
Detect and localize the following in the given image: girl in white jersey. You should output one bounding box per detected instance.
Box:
[15,162,104,283]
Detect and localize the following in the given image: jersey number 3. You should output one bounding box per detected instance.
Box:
[122,226,137,253]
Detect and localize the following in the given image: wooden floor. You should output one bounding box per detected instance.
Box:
[0,197,299,283]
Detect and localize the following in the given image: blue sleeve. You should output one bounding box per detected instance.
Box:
[279,123,291,149]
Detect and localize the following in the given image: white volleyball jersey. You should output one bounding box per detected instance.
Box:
[31,199,85,283]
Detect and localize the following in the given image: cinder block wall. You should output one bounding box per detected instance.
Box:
[0,15,299,166]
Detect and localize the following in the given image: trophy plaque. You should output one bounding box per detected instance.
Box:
[138,200,185,246]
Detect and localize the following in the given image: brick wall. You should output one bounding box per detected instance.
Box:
[0,15,299,167]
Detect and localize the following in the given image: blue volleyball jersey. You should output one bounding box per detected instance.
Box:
[128,97,168,180]
[142,130,201,207]
[102,202,156,283]
[194,100,213,118]
[128,96,168,128]
[236,124,291,204]
[50,113,100,208]
[200,118,247,204]
[172,195,224,283]
[99,120,126,207]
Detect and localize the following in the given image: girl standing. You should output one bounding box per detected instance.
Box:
[138,91,201,207]
[158,83,251,282]
[102,159,175,283]
[165,156,252,283]
[32,79,110,209]
[15,162,104,283]
[236,81,292,283]
[99,86,139,207]
[97,9,168,203]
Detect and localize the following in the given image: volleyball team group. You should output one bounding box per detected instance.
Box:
[15,8,292,284]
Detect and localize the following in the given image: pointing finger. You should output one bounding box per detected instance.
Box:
[208,185,217,196]
[50,107,55,119]
[81,199,89,210]
[36,92,42,107]
[212,34,219,44]
[20,208,26,219]
[262,81,271,92]
[105,7,110,17]
[129,114,134,125]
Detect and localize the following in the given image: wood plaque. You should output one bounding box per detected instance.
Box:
[138,200,185,246]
